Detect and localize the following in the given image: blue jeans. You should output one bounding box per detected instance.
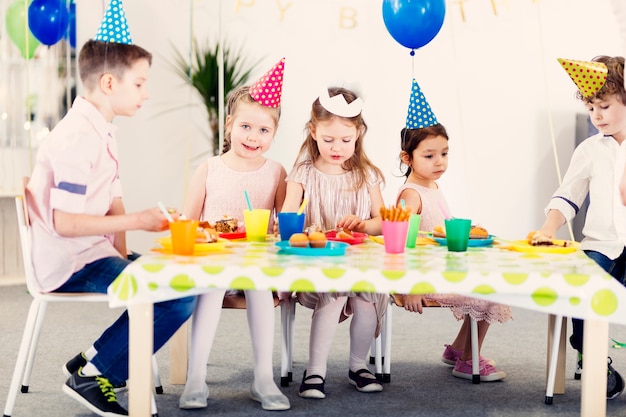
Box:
[570,248,626,354]
[55,254,196,385]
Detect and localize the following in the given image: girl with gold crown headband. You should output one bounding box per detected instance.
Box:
[534,55,626,399]
[281,86,387,398]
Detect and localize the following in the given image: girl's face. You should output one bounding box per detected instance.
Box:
[405,134,449,182]
[226,101,277,158]
[585,94,626,141]
[111,58,150,118]
[311,117,359,172]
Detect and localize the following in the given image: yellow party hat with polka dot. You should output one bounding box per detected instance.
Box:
[557,58,608,98]
[249,58,285,108]
[406,79,438,129]
[94,0,133,44]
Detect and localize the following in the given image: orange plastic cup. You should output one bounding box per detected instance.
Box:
[169,219,199,255]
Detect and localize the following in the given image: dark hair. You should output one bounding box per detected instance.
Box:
[294,87,384,190]
[577,55,626,105]
[399,124,449,178]
[221,85,281,154]
[78,39,152,90]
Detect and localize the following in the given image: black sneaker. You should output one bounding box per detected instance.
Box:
[607,357,624,400]
[63,352,87,377]
[64,353,127,392]
[62,370,128,417]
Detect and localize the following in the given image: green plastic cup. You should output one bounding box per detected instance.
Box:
[444,218,471,252]
[405,214,421,248]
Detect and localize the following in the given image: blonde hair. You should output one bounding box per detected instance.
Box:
[293,87,384,190]
[222,86,281,154]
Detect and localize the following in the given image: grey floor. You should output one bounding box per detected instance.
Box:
[2,283,626,417]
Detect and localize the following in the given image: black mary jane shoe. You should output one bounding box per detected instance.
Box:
[298,371,326,399]
[348,369,383,393]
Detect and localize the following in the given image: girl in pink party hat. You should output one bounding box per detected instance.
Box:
[394,79,512,382]
[282,86,387,399]
[179,59,290,411]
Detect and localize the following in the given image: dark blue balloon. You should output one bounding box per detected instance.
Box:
[28,0,69,46]
[382,0,446,50]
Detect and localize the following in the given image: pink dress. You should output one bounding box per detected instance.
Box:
[397,183,512,323]
[288,162,389,334]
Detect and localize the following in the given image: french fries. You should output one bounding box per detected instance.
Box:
[379,205,413,222]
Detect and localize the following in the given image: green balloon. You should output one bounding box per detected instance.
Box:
[5,0,40,59]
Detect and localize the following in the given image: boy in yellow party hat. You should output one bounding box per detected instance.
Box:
[532,56,626,399]
[26,1,197,415]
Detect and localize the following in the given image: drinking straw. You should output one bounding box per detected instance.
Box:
[244,190,253,211]
[400,199,406,208]
[437,201,452,220]
[297,198,309,215]
[157,201,174,222]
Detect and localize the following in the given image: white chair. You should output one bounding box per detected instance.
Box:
[371,295,481,384]
[3,194,162,417]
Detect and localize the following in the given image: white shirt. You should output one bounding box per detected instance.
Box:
[546,132,626,259]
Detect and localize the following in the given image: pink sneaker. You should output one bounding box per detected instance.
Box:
[452,358,506,382]
[441,344,495,366]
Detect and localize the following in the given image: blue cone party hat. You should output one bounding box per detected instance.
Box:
[94,0,132,44]
[405,79,438,129]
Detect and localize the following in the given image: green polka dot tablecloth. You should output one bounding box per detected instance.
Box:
[107,241,626,323]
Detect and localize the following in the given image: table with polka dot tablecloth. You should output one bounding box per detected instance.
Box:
[110,240,626,417]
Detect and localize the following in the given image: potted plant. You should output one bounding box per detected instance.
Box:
[169,38,261,155]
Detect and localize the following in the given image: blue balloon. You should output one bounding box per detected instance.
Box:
[382,0,446,50]
[28,0,69,46]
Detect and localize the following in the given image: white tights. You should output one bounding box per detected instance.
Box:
[183,290,282,397]
[306,296,378,380]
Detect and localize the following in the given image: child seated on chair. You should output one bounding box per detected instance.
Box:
[533,56,626,399]
[178,60,290,411]
[25,4,196,416]
[394,80,512,382]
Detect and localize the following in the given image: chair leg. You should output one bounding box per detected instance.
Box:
[280,297,295,386]
[545,315,564,404]
[470,317,480,384]
[21,300,48,393]
[152,356,163,394]
[3,299,42,417]
[382,304,392,383]
[151,392,158,417]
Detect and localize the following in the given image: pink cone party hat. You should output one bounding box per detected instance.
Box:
[94,0,133,44]
[249,58,285,108]
[406,79,438,129]
[557,58,608,98]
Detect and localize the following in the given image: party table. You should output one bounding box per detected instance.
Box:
[107,239,626,417]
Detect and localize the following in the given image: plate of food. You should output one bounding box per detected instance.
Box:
[155,236,228,254]
[326,229,367,245]
[431,224,494,247]
[503,232,579,254]
[275,241,349,256]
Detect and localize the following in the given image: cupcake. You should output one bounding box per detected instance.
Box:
[308,231,327,249]
[289,233,309,248]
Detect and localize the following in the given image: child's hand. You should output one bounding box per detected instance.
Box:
[402,294,427,314]
[140,207,173,231]
[337,215,365,232]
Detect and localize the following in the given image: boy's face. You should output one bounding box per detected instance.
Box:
[110,58,150,117]
[585,93,626,141]
[226,101,277,158]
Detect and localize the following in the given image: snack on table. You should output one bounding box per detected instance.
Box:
[433,224,489,239]
[305,224,323,234]
[308,231,328,248]
[379,205,413,222]
[215,216,238,233]
[289,233,309,248]
[196,223,219,243]
[336,228,353,239]
[527,231,572,247]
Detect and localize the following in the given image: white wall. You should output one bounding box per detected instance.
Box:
[75,0,622,252]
